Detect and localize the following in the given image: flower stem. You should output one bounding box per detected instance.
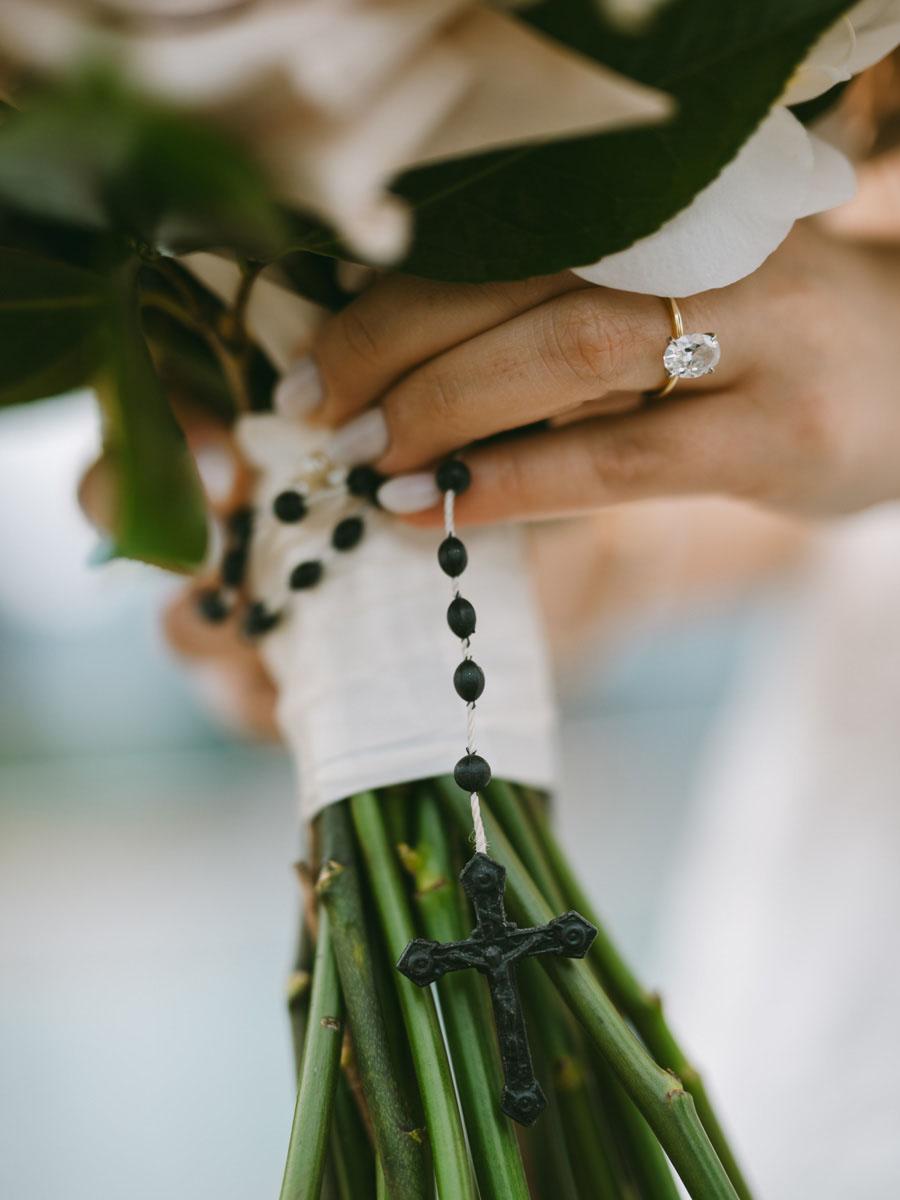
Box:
[515,786,752,1200]
[522,1023,582,1200]
[330,1073,376,1200]
[402,789,530,1200]
[485,780,568,909]
[286,918,313,1080]
[350,790,476,1200]
[279,903,343,1200]
[437,778,739,1200]
[589,1047,681,1200]
[490,783,679,1196]
[316,803,428,1200]
[518,959,627,1200]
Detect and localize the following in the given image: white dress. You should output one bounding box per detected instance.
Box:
[658,502,900,1199]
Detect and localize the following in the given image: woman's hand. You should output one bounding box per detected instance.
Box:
[285,223,900,524]
[78,415,279,740]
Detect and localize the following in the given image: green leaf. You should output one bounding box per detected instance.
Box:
[0,247,104,406]
[277,249,351,311]
[0,73,286,258]
[382,0,852,280]
[98,260,208,570]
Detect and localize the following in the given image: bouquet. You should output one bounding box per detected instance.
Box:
[1,2,897,1197]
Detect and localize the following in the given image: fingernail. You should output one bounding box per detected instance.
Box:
[194,443,236,505]
[273,355,324,419]
[377,473,442,514]
[329,408,390,465]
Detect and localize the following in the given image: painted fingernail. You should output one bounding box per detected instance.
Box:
[377,473,442,514]
[273,355,324,419]
[329,408,390,465]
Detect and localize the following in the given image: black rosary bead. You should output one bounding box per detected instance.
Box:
[196,588,229,623]
[447,596,476,639]
[346,465,385,503]
[454,753,492,792]
[273,490,307,523]
[227,506,254,543]
[243,602,281,637]
[436,459,471,495]
[438,536,467,577]
[290,560,324,590]
[332,515,365,551]
[454,660,485,702]
[222,546,247,588]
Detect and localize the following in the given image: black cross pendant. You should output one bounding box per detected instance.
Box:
[396,852,598,1125]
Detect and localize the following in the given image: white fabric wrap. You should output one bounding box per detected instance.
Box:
[237,414,557,820]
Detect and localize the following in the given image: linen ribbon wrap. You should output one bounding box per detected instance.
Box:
[236,412,557,819]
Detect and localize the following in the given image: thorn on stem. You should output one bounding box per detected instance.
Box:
[316,859,344,894]
[285,969,311,1007]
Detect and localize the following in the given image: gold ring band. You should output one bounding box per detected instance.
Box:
[645,296,683,399]
[645,297,720,399]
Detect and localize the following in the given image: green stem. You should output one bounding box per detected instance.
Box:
[485,780,567,911]
[316,804,428,1200]
[590,1049,681,1200]
[517,787,752,1200]
[376,1159,388,1200]
[351,791,476,1200]
[280,904,343,1200]
[330,1074,376,1200]
[148,257,251,410]
[404,790,530,1200]
[518,959,626,1200]
[438,778,739,1200]
[286,918,313,1081]
[523,1022,581,1200]
[491,786,679,1197]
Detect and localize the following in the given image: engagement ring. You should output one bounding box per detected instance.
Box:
[646,296,720,398]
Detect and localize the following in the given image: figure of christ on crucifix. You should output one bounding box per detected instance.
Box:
[396,852,598,1125]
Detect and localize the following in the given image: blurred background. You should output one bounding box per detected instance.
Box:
[0,391,301,1200]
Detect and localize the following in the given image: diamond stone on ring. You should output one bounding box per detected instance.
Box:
[663,332,720,379]
[646,297,720,398]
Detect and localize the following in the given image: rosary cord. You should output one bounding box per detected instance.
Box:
[444,485,487,854]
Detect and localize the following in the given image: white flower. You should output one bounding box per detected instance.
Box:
[572,107,855,295]
[0,0,670,263]
[782,0,900,106]
[573,0,900,296]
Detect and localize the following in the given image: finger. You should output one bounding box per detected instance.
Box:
[363,285,739,476]
[77,455,117,533]
[163,585,264,667]
[201,659,280,740]
[398,389,780,525]
[288,270,582,426]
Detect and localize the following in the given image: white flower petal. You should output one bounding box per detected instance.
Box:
[782,0,900,106]
[260,40,471,261]
[411,8,671,164]
[571,107,856,296]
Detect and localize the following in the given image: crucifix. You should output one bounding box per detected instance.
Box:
[396,851,598,1125]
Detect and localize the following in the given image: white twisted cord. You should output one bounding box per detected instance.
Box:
[445,487,487,855]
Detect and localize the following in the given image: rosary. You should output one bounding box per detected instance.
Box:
[199,444,598,1127]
